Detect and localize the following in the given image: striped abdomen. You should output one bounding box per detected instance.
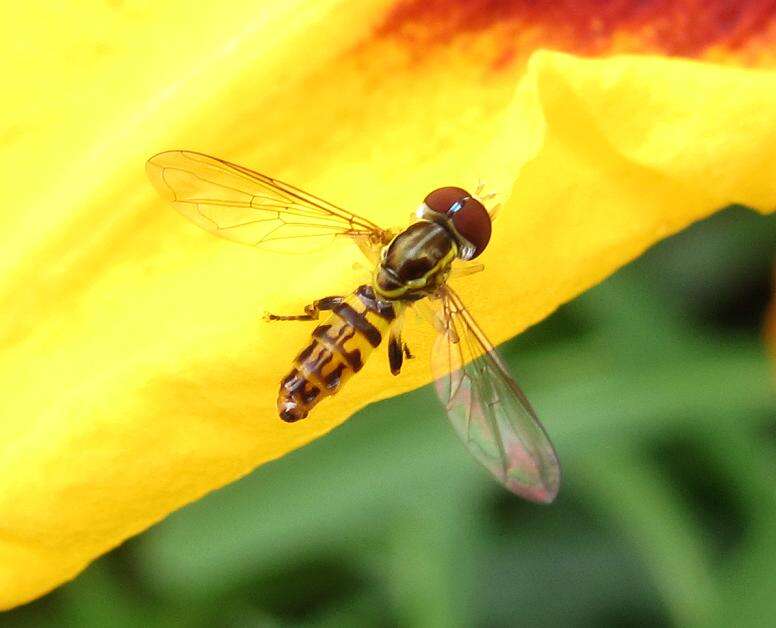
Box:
[278,285,396,422]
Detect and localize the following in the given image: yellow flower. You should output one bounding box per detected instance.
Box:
[1,0,775,609]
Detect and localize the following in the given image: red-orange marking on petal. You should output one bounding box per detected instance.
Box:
[374,0,776,69]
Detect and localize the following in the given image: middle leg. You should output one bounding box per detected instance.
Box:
[388,326,404,375]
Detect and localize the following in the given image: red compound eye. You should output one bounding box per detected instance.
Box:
[424,187,491,258]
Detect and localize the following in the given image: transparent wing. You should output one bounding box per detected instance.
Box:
[146,150,391,255]
[430,286,561,503]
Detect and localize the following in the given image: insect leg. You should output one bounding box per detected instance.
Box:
[472,181,501,221]
[403,344,414,360]
[265,296,344,321]
[487,202,501,221]
[388,326,403,375]
[449,262,485,279]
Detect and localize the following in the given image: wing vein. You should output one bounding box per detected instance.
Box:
[146,150,391,255]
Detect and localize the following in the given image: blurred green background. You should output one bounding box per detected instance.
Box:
[3,206,775,628]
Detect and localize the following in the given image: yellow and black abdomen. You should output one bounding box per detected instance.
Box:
[278,285,396,422]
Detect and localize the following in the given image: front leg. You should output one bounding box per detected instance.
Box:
[265,295,344,321]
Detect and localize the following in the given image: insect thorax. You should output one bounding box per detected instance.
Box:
[373,221,457,301]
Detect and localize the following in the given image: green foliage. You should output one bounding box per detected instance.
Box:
[3,207,775,627]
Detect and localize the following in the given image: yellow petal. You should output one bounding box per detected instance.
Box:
[1,1,776,609]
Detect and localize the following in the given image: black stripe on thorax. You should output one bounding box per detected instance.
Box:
[332,302,382,348]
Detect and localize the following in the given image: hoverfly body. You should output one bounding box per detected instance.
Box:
[146,151,561,503]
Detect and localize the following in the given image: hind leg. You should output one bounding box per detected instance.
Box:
[264,295,344,321]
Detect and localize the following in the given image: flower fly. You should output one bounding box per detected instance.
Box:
[147,150,561,503]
